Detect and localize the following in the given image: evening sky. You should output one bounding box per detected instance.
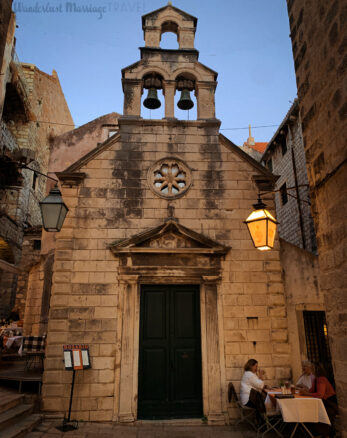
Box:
[14,0,297,145]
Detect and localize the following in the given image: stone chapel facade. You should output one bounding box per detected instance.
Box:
[40,5,292,423]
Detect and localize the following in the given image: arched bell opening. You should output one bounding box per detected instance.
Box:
[174,75,197,120]
[160,21,179,49]
[142,73,165,119]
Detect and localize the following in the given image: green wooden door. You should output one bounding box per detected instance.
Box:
[138,285,203,419]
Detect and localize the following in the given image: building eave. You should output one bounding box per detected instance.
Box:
[61,133,120,173]
[261,99,299,161]
[219,133,278,188]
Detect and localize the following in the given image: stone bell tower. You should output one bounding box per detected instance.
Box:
[121,3,218,120]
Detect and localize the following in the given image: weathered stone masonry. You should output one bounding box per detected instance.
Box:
[42,118,291,422]
[287,0,347,434]
[38,4,293,424]
[262,101,316,253]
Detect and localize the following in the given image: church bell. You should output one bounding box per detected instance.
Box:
[143,88,161,110]
[177,89,194,110]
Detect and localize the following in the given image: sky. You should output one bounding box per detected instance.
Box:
[13,0,298,145]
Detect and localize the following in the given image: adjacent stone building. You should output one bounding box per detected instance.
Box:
[37,5,293,423]
[259,102,334,386]
[287,0,347,433]
[0,8,74,319]
[242,103,332,391]
[261,100,317,253]
[24,112,120,335]
[0,0,14,117]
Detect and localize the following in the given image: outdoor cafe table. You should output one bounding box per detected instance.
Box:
[265,390,330,438]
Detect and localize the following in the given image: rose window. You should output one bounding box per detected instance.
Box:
[148,158,192,199]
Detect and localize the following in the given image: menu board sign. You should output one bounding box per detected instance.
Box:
[63,344,91,370]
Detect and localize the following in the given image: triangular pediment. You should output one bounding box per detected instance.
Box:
[142,5,197,28]
[219,133,278,190]
[109,220,229,255]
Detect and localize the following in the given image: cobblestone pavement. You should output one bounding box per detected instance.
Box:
[25,420,263,438]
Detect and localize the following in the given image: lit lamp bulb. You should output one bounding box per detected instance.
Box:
[245,196,278,251]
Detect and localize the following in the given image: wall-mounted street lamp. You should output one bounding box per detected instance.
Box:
[39,186,69,232]
[20,164,69,232]
[245,185,310,251]
[245,195,278,251]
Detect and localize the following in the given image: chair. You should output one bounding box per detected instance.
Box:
[228,382,257,431]
[252,390,283,438]
[22,335,46,371]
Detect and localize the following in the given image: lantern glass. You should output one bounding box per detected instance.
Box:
[245,207,278,251]
[39,187,69,232]
[267,218,277,248]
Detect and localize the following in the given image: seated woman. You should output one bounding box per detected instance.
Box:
[296,360,314,389]
[300,363,338,437]
[240,358,266,408]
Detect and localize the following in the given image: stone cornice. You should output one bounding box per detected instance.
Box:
[109,219,230,255]
[62,133,120,173]
[118,117,221,129]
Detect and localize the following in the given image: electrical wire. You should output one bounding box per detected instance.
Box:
[30,120,76,127]
[30,119,278,131]
[220,124,278,131]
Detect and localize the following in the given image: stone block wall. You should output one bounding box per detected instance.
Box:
[48,112,119,176]
[0,0,14,118]
[1,9,74,319]
[42,119,291,422]
[287,0,347,432]
[0,209,22,318]
[280,239,324,382]
[23,262,43,335]
[12,64,74,227]
[0,0,13,70]
[15,228,41,319]
[4,64,74,227]
[0,62,73,318]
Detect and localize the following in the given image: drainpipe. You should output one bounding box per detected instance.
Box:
[291,147,306,249]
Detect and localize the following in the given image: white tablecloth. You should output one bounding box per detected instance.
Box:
[277,397,330,425]
[265,391,282,412]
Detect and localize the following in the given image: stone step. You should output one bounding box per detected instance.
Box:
[0,391,24,414]
[0,403,33,430]
[0,414,43,438]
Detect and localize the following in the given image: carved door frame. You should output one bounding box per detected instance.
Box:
[113,273,227,425]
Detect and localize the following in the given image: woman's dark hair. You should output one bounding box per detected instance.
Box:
[314,363,328,378]
[244,359,258,372]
